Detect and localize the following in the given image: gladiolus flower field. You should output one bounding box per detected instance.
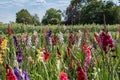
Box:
[0,23,120,80]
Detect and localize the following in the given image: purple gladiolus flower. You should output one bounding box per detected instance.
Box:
[13,36,19,46]
[48,30,52,39]
[14,67,23,80]
[14,67,30,80]
[23,71,29,80]
[16,50,23,63]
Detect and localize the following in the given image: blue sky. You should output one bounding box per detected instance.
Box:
[0,0,70,23]
[0,0,119,23]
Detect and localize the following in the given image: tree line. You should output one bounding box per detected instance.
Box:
[16,0,120,25]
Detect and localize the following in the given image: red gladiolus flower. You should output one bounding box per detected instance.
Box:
[77,65,86,80]
[8,24,12,35]
[60,72,69,80]
[6,65,17,80]
[57,47,61,58]
[52,36,58,45]
[0,36,2,45]
[67,45,72,56]
[43,50,51,62]
[69,59,74,71]
[82,42,87,53]
[69,33,76,45]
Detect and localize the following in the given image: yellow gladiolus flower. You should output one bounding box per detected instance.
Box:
[37,50,43,61]
[116,32,119,40]
[1,39,8,50]
[0,54,3,64]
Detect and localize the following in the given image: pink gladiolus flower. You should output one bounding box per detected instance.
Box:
[21,33,27,42]
[85,47,91,67]
[60,72,69,80]
[34,30,39,45]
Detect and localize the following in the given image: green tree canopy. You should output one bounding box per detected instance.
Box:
[65,0,120,24]
[16,9,33,24]
[32,14,41,26]
[42,8,62,25]
[16,9,40,25]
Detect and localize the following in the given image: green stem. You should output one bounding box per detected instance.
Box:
[42,61,49,80]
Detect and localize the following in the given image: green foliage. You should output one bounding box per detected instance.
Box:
[0,22,3,26]
[65,5,81,25]
[80,1,104,24]
[16,9,40,25]
[42,8,62,25]
[65,0,120,24]
[32,14,41,26]
[16,9,33,24]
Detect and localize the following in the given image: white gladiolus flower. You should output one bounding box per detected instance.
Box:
[27,36,32,48]
[57,60,60,70]
[58,32,64,44]
[63,25,67,30]
[34,30,39,45]
[77,30,82,47]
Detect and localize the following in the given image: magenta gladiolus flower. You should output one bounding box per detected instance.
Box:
[60,72,69,80]
[0,36,2,45]
[99,31,114,53]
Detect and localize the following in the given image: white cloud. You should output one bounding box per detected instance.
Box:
[12,0,29,3]
[58,0,70,4]
[36,0,46,4]
[0,1,12,5]
[11,0,30,6]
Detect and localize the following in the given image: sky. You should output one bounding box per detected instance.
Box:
[0,0,70,23]
[0,0,119,23]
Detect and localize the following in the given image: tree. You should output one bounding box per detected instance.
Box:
[65,0,94,25]
[114,6,120,24]
[103,1,120,24]
[80,1,104,24]
[65,0,120,24]
[16,9,33,24]
[65,5,80,25]
[42,8,62,25]
[32,14,41,26]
